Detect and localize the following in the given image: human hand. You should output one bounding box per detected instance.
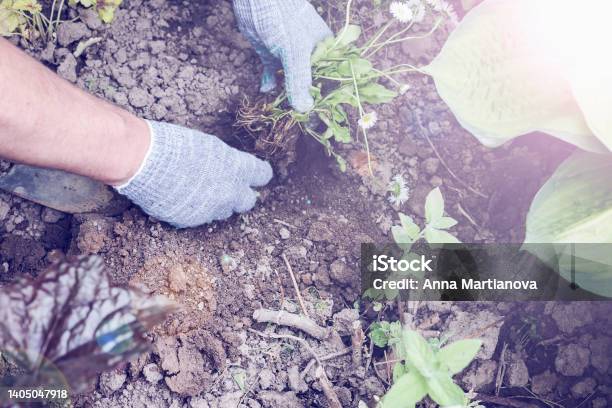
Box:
[116,121,273,228]
[232,0,333,112]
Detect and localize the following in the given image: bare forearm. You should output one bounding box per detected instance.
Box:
[0,38,149,185]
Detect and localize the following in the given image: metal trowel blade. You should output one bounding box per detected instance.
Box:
[0,164,115,214]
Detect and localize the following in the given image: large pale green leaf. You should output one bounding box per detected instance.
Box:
[423,0,607,153]
[524,151,612,298]
[569,57,612,151]
[556,0,612,150]
[525,151,612,243]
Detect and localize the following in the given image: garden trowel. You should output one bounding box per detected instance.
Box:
[0,164,129,215]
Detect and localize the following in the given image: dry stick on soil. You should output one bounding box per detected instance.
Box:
[249,329,342,408]
[520,386,565,408]
[414,112,488,199]
[495,342,508,396]
[253,308,328,340]
[273,270,286,309]
[301,348,352,379]
[273,218,298,229]
[457,202,480,229]
[464,316,506,340]
[315,366,342,408]
[364,338,375,372]
[476,394,540,408]
[281,254,310,317]
[350,320,365,367]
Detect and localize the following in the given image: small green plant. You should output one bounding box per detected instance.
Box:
[237,0,454,172]
[392,187,460,249]
[69,0,123,24]
[0,0,121,40]
[1,0,45,39]
[365,187,460,301]
[369,325,483,408]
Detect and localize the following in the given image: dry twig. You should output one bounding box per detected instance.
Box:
[253,309,328,340]
[282,254,309,317]
[350,320,365,367]
[316,366,343,408]
[249,329,342,408]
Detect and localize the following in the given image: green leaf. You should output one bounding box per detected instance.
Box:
[524,151,612,298]
[324,86,357,107]
[335,155,347,172]
[369,323,390,347]
[321,127,334,140]
[312,36,335,64]
[232,369,247,391]
[379,369,428,408]
[332,105,348,123]
[0,2,24,36]
[425,187,445,224]
[424,228,461,244]
[358,83,398,104]
[423,0,606,153]
[401,330,436,378]
[392,362,407,383]
[399,214,420,237]
[425,370,466,406]
[392,214,421,246]
[338,57,373,77]
[392,226,411,246]
[12,0,42,13]
[437,339,482,375]
[431,216,458,230]
[384,287,399,301]
[317,111,350,143]
[336,24,361,46]
[97,0,122,23]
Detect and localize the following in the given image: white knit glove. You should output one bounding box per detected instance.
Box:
[232,0,333,112]
[116,121,273,228]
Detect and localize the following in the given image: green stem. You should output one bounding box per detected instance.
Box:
[384,67,427,76]
[372,68,403,86]
[364,21,415,58]
[49,0,57,31]
[350,61,374,177]
[55,0,65,35]
[332,0,354,49]
[374,18,443,49]
[314,75,354,82]
[361,20,393,54]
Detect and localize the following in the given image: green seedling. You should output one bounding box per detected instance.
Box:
[1,0,121,41]
[365,187,460,301]
[237,0,451,173]
[69,0,123,24]
[369,325,483,408]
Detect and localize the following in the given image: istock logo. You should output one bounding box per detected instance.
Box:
[372,255,433,273]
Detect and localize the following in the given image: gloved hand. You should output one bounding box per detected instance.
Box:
[232,0,333,113]
[116,121,273,228]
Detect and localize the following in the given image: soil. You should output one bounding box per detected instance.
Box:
[1,0,611,407]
